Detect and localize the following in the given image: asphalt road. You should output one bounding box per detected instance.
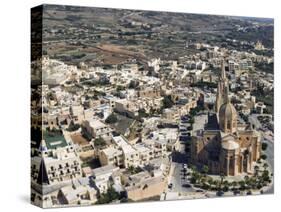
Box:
[263,136,274,194]
[249,114,274,194]
[167,142,196,194]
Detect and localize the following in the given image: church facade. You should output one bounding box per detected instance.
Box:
[190,62,261,176]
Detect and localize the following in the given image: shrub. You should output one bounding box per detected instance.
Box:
[105,113,118,124]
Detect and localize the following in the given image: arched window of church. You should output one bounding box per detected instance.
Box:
[227,120,231,130]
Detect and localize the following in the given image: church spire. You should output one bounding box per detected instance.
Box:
[225,84,230,103]
[215,82,222,112]
[221,60,226,80]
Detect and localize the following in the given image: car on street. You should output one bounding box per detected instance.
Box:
[168,183,173,189]
[233,190,240,195]
[246,190,252,195]
[182,183,191,188]
[216,190,224,196]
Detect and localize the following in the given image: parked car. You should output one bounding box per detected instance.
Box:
[246,190,252,195]
[182,184,191,188]
[233,190,240,195]
[168,183,173,189]
[216,190,224,196]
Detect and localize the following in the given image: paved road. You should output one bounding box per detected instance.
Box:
[263,135,274,194]
[167,142,196,194]
[249,114,274,194]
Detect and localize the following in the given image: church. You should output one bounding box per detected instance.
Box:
[190,62,261,176]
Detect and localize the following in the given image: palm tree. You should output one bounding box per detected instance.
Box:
[220,173,225,184]
[254,165,260,177]
[219,173,225,190]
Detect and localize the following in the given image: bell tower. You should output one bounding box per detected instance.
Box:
[216,60,228,113]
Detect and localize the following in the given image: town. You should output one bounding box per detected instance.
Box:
[31,5,274,208]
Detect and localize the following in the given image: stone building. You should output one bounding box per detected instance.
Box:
[31,144,82,185]
[191,62,261,176]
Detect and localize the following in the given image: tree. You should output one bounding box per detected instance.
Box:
[263,163,269,170]
[222,184,229,192]
[96,187,120,204]
[190,166,201,184]
[149,107,156,116]
[93,137,106,148]
[239,181,246,190]
[162,95,174,109]
[214,180,221,190]
[202,165,209,175]
[138,108,149,118]
[128,166,142,174]
[232,181,238,191]
[128,80,139,89]
[254,165,260,177]
[128,166,135,174]
[261,142,268,151]
[190,165,196,173]
[66,120,80,132]
[189,117,195,125]
[105,113,118,124]
[207,178,213,186]
[116,85,125,92]
[260,154,267,160]
[220,173,225,186]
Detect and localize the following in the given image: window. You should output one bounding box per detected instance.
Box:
[227,121,231,129]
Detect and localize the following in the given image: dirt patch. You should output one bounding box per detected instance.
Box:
[70,133,89,146]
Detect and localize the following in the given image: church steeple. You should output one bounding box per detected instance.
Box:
[224,84,230,104]
[215,82,222,112]
[217,61,238,134]
[215,60,228,113]
[221,60,226,80]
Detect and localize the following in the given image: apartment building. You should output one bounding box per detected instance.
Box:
[112,136,140,168]
[124,171,166,201]
[92,164,120,193]
[58,184,97,205]
[31,145,82,185]
[83,119,112,138]
[98,146,124,167]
